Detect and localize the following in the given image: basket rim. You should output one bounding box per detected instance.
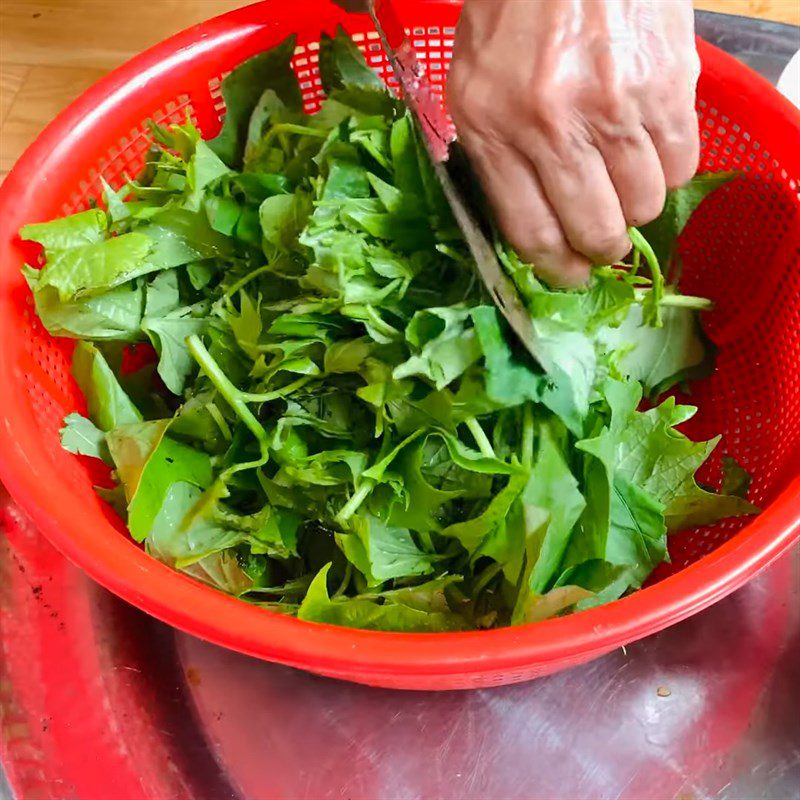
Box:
[1,0,799,685]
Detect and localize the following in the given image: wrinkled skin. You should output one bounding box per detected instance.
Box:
[334,0,701,287]
[448,0,700,286]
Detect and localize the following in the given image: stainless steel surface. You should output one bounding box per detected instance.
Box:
[177,550,800,799]
[1,9,799,800]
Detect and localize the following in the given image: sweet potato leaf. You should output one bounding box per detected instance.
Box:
[319,26,386,94]
[72,341,142,431]
[298,565,467,631]
[640,172,737,268]
[59,412,110,462]
[208,35,302,168]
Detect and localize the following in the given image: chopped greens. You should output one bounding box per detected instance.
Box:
[22,29,757,631]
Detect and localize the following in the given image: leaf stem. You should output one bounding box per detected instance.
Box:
[207,401,233,441]
[223,264,274,301]
[631,247,641,276]
[187,334,269,459]
[521,404,534,468]
[633,289,713,310]
[628,226,663,327]
[240,375,316,403]
[335,480,375,526]
[332,562,353,598]
[465,416,496,459]
[260,123,328,152]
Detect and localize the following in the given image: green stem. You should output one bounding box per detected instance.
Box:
[521,404,534,468]
[472,560,505,598]
[187,334,269,460]
[631,247,641,276]
[207,402,233,442]
[465,416,495,459]
[223,264,274,301]
[260,123,327,151]
[332,563,353,599]
[363,306,401,340]
[335,480,375,526]
[633,289,713,310]
[628,226,664,327]
[240,375,316,403]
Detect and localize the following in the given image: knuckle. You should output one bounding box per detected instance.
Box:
[599,124,642,151]
[448,86,493,136]
[524,224,567,258]
[598,91,631,131]
[522,82,565,136]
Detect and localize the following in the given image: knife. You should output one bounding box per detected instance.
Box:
[367,0,542,364]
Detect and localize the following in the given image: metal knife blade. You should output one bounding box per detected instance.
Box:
[368,0,541,363]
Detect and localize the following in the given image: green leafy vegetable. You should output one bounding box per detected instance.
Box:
[60,412,110,461]
[640,172,737,271]
[23,33,756,633]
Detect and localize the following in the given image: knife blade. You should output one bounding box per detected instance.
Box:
[367,0,542,364]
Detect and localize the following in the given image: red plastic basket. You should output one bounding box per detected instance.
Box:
[0,0,799,690]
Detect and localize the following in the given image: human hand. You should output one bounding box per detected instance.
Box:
[447,0,701,286]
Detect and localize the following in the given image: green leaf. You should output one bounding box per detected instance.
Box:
[614,395,759,530]
[319,26,385,93]
[721,455,752,500]
[440,471,528,556]
[600,302,714,395]
[434,430,523,476]
[259,191,312,254]
[208,35,303,168]
[147,481,245,567]
[553,559,635,609]
[59,412,109,462]
[142,308,206,395]
[471,305,589,435]
[101,178,132,224]
[518,418,586,596]
[606,476,667,588]
[640,172,737,268]
[515,585,595,624]
[384,441,459,533]
[298,565,467,631]
[144,270,180,317]
[394,306,482,389]
[21,208,107,250]
[106,421,213,541]
[338,513,434,585]
[72,341,142,431]
[142,208,234,269]
[24,267,144,341]
[185,141,231,211]
[35,231,154,301]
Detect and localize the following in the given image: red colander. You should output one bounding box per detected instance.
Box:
[0,0,799,690]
